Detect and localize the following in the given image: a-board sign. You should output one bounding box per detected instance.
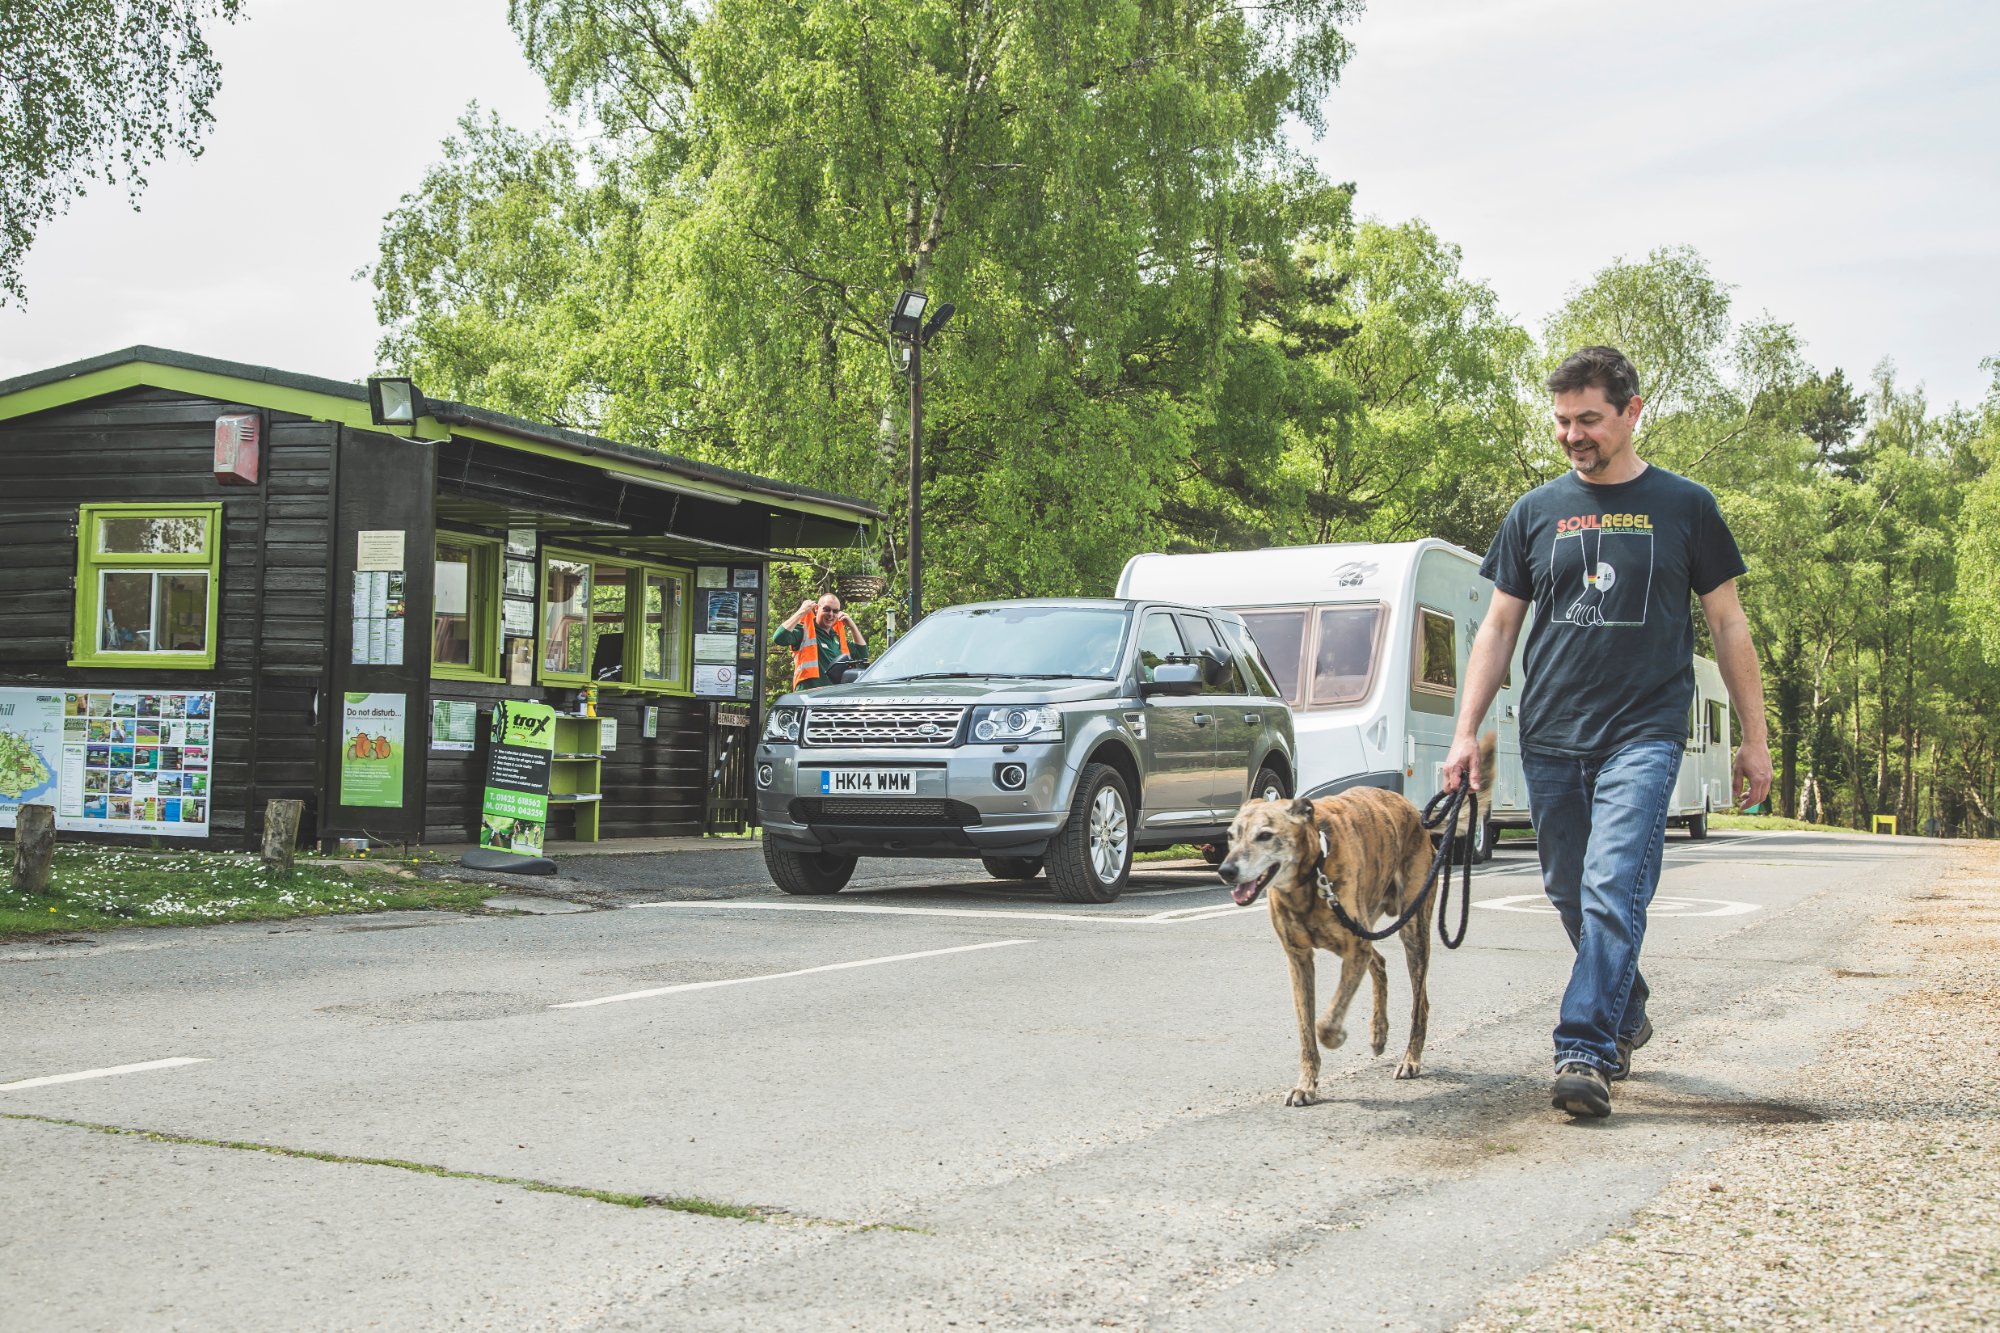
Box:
[479,701,555,857]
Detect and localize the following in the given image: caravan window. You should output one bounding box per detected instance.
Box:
[1222,620,1284,700]
[1312,605,1384,706]
[1239,610,1307,706]
[1414,608,1457,695]
[1707,699,1727,746]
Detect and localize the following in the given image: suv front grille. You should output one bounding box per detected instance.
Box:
[803,706,966,747]
[792,798,982,827]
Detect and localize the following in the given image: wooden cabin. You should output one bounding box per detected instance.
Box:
[0,347,880,852]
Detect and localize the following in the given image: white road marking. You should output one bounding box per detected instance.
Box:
[1475,893,1762,918]
[0,1057,208,1092]
[630,899,1254,926]
[551,938,1034,1009]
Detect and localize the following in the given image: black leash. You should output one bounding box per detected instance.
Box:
[1307,784,1478,950]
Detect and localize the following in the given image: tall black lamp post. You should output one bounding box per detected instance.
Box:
[888,289,954,623]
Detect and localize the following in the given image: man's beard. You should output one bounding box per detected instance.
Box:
[1568,444,1606,474]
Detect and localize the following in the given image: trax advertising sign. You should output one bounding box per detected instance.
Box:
[479,701,555,857]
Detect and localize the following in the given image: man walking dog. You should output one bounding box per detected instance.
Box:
[1442,345,1772,1119]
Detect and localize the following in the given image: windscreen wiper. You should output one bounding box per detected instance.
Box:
[890,672,1018,680]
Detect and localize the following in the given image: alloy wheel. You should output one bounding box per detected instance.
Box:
[1089,784,1129,883]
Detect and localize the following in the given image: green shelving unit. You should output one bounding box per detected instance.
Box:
[549,714,603,842]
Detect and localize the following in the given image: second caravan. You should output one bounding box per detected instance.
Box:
[1116,540,1730,848]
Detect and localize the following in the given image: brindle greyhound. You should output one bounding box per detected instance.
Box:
[1218,734,1494,1106]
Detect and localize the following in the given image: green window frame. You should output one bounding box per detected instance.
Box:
[538,548,695,695]
[431,532,502,682]
[70,503,223,670]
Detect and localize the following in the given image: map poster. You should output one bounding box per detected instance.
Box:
[339,693,406,808]
[0,690,62,826]
[2,688,214,836]
[479,701,555,857]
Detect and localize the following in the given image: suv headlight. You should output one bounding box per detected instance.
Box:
[969,705,1062,743]
[763,706,803,743]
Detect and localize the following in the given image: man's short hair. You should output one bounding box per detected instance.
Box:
[1547,346,1641,411]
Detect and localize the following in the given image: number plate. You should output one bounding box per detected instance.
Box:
[819,768,917,795]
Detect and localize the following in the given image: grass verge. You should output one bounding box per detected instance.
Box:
[0,846,497,942]
[1136,842,1211,864]
[1711,813,1861,834]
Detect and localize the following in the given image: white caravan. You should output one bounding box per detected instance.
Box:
[1116,540,1730,846]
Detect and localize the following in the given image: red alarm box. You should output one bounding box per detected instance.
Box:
[214,412,261,485]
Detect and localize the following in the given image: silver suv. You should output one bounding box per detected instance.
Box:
[755,598,1296,902]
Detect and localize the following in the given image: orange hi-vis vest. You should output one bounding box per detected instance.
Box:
[791,619,853,689]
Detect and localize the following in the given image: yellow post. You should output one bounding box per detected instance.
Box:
[1872,814,1898,835]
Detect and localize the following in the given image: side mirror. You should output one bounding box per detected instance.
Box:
[1141,663,1202,697]
[1198,646,1231,687]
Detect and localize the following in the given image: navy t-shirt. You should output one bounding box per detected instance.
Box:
[1480,466,1746,757]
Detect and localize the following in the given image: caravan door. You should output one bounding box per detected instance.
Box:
[1407,605,1461,806]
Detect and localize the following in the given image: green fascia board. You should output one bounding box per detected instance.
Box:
[0,347,882,530]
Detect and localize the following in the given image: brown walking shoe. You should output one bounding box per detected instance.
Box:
[1552,1061,1612,1118]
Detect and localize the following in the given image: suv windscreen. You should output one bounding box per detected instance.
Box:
[865,605,1131,681]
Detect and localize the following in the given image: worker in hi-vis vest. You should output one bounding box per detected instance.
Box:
[771,594,868,690]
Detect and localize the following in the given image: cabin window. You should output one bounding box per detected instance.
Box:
[641,569,688,686]
[432,534,501,680]
[1312,605,1384,706]
[71,503,222,670]
[540,549,695,691]
[542,557,593,678]
[1413,608,1457,696]
[1239,609,1307,707]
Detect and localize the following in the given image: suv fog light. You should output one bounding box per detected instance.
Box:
[757,763,775,788]
[994,762,1027,791]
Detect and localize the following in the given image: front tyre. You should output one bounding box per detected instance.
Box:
[1046,763,1133,904]
[763,841,857,895]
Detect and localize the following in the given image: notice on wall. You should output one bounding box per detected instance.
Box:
[694,664,738,698]
[350,567,407,666]
[1,688,215,836]
[694,633,736,664]
[506,527,537,557]
[600,717,618,752]
[339,693,406,808]
[641,706,659,740]
[732,567,761,590]
[356,529,406,571]
[431,699,479,753]
[696,566,729,589]
[479,701,555,857]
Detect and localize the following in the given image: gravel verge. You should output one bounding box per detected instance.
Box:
[1457,845,2000,1331]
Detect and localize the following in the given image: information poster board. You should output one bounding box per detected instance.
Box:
[479,701,555,856]
[340,693,406,808]
[696,567,764,700]
[1,688,214,836]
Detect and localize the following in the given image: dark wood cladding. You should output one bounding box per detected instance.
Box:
[0,386,332,849]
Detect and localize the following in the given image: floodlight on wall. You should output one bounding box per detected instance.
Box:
[367,376,421,427]
[888,290,928,340]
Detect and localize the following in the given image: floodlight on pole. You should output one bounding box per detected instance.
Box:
[887,288,952,624]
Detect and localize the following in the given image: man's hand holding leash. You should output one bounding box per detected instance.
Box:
[1444,589,1530,796]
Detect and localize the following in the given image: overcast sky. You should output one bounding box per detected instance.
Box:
[4,0,1995,411]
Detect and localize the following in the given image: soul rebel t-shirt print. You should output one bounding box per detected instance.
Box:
[1551,511,1653,627]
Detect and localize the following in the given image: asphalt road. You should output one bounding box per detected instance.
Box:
[0,829,1947,1331]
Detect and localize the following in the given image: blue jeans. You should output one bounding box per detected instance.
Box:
[1521,739,1684,1073]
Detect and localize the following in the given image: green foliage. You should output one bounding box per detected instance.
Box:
[0,0,243,304]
